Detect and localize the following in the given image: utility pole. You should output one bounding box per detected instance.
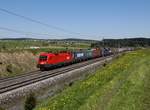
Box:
[102,37,105,48]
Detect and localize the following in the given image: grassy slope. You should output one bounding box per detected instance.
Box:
[0,51,38,77]
[35,49,150,110]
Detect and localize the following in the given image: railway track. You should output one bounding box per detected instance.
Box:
[0,55,114,94]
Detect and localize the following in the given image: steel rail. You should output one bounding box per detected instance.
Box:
[0,55,113,94]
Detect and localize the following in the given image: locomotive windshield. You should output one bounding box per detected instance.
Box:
[39,56,47,61]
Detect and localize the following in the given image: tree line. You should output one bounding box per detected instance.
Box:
[91,38,150,48]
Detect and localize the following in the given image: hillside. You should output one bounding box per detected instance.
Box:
[35,49,150,110]
[0,51,39,77]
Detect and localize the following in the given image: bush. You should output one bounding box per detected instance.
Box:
[24,93,36,110]
[6,64,13,73]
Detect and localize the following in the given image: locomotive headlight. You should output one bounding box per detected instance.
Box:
[40,62,45,64]
[67,56,70,59]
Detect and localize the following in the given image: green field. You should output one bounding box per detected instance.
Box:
[35,49,150,110]
[0,40,91,53]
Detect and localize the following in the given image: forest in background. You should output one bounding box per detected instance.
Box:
[91,38,150,48]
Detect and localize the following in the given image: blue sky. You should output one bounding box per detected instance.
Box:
[0,0,150,40]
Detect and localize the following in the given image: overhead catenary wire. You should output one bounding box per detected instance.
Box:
[0,7,90,37]
[0,26,71,38]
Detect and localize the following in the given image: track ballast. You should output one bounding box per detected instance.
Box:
[0,55,114,94]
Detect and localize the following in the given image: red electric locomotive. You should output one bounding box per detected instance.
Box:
[37,51,73,70]
[37,48,104,70]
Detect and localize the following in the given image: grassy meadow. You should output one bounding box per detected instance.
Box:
[34,49,150,110]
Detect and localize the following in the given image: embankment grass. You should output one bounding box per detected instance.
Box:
[34,49,150,110]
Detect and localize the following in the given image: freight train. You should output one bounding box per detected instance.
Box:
[37,47,131,70]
